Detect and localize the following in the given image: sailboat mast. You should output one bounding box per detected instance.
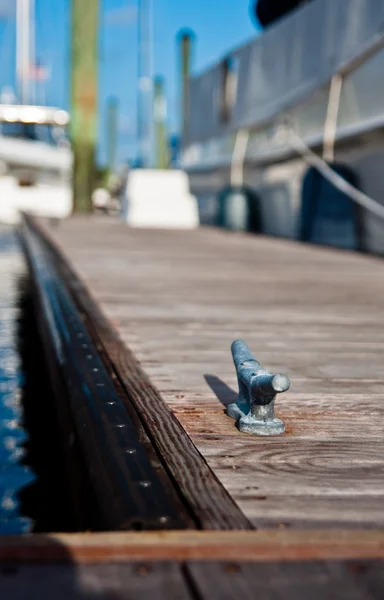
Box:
[137,0,153,167]
[16,0,34,105]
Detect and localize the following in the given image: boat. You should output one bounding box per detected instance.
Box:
[181,0,384,255]
[0,0,73,224]
[0,104,72,223]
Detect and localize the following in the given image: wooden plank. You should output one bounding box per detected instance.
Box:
[3,556,382,600]
[0,562,193,600]
[171,398,384,438]
[36,217,384,530]
[26,216,251,531]
[185,560,384,600]
[0,531,384,564]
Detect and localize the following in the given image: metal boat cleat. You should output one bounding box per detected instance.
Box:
[226,340,290,436]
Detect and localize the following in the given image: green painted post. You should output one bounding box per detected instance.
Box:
[71,0,99,213]
[177,29,195,147]
[107,97,118,174]
[153,77,168,169]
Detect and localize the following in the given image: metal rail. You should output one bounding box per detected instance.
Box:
[21,219,190,531]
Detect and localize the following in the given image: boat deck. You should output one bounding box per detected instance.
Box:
[42,216,384,531]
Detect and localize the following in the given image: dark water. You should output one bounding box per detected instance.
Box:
[17,275,77,532]
[0,227,75,533]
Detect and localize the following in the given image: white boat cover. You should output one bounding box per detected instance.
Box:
[186,0,384,144]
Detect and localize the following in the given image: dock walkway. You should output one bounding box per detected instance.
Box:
[42,217,384,531]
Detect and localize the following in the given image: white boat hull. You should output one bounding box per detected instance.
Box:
[0,176,72,224]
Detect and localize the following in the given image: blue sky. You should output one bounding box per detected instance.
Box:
[0,0,259,164]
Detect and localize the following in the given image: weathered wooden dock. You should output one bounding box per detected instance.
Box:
[5,216,384,598]
[45,216,384,530]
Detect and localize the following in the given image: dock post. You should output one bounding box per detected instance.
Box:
[178,29,195,148]
[154,77,169,169]
[70,0,99,213]
[107,97,119,175]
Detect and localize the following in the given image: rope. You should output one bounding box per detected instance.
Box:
[285,125,384,220]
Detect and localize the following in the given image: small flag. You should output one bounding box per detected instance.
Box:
[29,62,49,82]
